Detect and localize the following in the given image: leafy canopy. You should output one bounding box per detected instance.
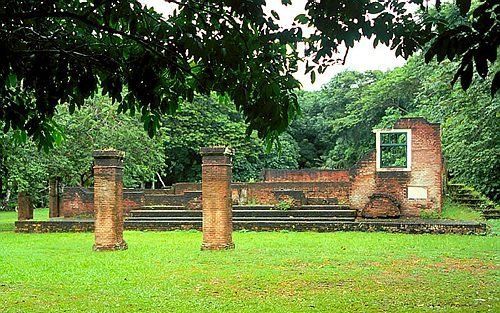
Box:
[0,0,497,147]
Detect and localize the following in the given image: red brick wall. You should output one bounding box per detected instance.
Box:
[262,169,350,182]
[350,118,443,217]
[232,181,350,205]
[173,182,202,195]
[60,187,143,218]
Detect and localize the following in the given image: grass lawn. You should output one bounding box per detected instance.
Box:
[0,210,499,312]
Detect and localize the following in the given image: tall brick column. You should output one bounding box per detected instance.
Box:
[48,177,60,218]
[200,146,235,250]
[92,150,127,251]
[17,191,33,221]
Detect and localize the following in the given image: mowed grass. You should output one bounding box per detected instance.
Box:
[0,208,49,232]
[0,210,498,312]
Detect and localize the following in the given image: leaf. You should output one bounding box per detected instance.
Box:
[474,53,488,78]
[281,0,291,5]
[460,63,473,91]
[310,71,316,84]
[7,73,17,87]
[294,14,308,24]
[366,3,384,14]
[270,10,280,20]
[491,71,500,96]
[456,0,471,16]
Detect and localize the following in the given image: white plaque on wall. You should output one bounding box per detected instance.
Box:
[408,186,427,200]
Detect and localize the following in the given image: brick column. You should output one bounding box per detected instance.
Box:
[92,150,127,251]
[17,191,33,221]
[48,177,60,218]
[200,146,235,250]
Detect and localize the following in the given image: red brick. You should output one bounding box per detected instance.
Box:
[17,192,33,221]
[92,150,127,251]
[200,147,235,250]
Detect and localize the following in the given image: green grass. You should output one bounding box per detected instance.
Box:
[441,200,485,221]
[0,211,499,312]
[0,208,49,231]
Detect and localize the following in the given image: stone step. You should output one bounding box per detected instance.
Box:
[482,209,500,220]
[305,197,339,205]
[144,188,174,195]
[141,205,185,210]
[452,197,483,202]
[130,209,357,218]
[144,194,185,206]
[127,216,355,222]
[233,204,351,210]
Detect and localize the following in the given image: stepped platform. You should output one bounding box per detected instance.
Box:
[16,218,487,235]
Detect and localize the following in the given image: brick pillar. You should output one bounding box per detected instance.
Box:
[200,146,235,250]
[48,177,60,218]
[92,150,127,251]
[17,191,33,221]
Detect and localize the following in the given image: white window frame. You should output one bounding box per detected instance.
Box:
[373,128,412,172]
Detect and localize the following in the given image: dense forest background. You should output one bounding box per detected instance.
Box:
[1,54,498,209]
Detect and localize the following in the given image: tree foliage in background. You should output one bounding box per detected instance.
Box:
[290,55,499,200]
[0,95,300,209]
[160,96,299,184]
[0,96,166,209]
[0,0,497,148]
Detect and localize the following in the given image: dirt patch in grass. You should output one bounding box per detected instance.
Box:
[428,257,498,274]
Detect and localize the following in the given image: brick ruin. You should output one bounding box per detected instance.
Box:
[47,118,443,221]
[200,147,235,250]
[92,150,127,251]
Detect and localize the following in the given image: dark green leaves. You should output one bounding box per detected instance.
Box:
[294,14,308,24]
[422,0,498,94]
[456,0,471,16]
[0,0,302,148]
[367,3,384,14]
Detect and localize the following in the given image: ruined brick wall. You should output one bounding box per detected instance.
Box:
[60,187,144,218]
[262,169,350,183]
[232,181,350,205]
[173,182,202,195]
[350,118,443,217]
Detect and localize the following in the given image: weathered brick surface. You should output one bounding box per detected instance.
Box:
[200,147,234,250]
[60,187,144,218]
[350,118,443,217]
[262,169,350,182]
[48,177,61,218]
[232,181,350,205]
[362,193,401,218]
[92,150,127,251]
[15,219,488,235]
[57,118,443,220]
[17,192,33,221]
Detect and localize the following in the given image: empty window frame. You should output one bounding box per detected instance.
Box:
[374,129,411,171]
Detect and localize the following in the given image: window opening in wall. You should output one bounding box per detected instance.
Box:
[374,129,411,172]
[380,132,407,168]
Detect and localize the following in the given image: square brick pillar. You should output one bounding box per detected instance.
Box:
[92,150,127,251]
[48,177,60,218]
[17,191,33,221]
[200,146,235,250]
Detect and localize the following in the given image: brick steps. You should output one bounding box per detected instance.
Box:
[128,204,357,223]
[127,216,355,221]
[141,205,185,210]
[447,183,498,219]
[130,209,356,218]
[483,209,500,220]
[233,204,351,210]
